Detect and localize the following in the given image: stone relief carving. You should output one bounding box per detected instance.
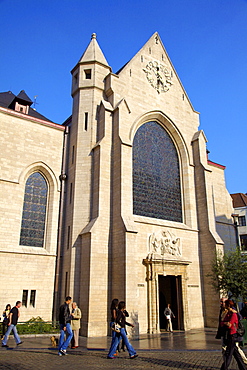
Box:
[148,229,181,258]
[143,60,173,94]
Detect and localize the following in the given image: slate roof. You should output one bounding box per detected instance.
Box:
[231,193,247,208]
[0,91,53,123]
[16,90,33,105]
[0,91,16,107]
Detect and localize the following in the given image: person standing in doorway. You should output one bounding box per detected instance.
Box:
[58,296,73,356]
[164,303,175,332]
[2,301,23,347]
[70,302,81,348]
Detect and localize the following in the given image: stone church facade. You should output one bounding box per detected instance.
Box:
[0,32,235,336]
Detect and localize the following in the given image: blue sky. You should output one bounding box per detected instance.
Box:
[1,0,246,194]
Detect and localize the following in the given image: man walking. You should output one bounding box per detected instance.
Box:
[2,301,23,347]
[58,296,73,356]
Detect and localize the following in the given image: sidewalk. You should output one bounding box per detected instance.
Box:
[1,329,245,369]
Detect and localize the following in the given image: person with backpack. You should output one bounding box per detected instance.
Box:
[220,299,247,370]
[216,298,247,365]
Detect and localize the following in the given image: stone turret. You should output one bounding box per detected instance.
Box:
[62,34,112,336]
[71,33,111,101]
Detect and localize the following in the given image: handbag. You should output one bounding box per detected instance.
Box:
[111,322,121,333]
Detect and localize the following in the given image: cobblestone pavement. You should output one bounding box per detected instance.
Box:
[1,330,246,369]
[0,347,242,370]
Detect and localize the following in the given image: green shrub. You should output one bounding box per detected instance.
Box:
[1,317,59,335]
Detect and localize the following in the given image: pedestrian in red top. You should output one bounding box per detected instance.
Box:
[220,299,246,370]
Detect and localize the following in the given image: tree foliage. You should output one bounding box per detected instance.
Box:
[210,248,247,302]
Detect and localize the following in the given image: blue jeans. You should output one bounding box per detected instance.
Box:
[108,322,121,356]
[58,323,73,351]
[108,327,136,357]
[2,324,21,345]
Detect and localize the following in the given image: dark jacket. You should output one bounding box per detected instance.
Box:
[164,307,175,318]
[116,310,132,328]
[240,305,247,319]
[216,307,227,339]
[59,302,71,326]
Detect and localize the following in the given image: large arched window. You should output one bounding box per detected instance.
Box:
[133,121,182,222]
[20,172,48,247]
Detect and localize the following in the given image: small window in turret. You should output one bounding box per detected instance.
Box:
[84,69,92,79]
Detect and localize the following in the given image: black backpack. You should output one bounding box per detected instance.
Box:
[237,320,245,337]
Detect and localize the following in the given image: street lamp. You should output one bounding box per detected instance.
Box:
[231,213,240,248]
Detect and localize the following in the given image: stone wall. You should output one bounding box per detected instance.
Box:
[0,108,64,321]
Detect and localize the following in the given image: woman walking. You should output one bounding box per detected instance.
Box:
[1,304,11,339]
[220,299,246,370]
[107,301,138,359]
[107,299,120,356]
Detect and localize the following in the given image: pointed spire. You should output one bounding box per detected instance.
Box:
[79,33,109,67]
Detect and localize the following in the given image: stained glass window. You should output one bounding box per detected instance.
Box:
[133,121,182,222]
[20,172,48,247]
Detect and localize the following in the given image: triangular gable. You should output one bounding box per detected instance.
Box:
[117,32,197,113]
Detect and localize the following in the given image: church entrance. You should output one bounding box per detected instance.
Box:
[158,275,184,330]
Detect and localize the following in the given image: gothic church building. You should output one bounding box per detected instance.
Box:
[0,33,235,337]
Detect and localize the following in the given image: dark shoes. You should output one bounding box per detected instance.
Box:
[17,341,23,345]
[130,354,138,359]
[2,344,9,347]
[59,349,68,356]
